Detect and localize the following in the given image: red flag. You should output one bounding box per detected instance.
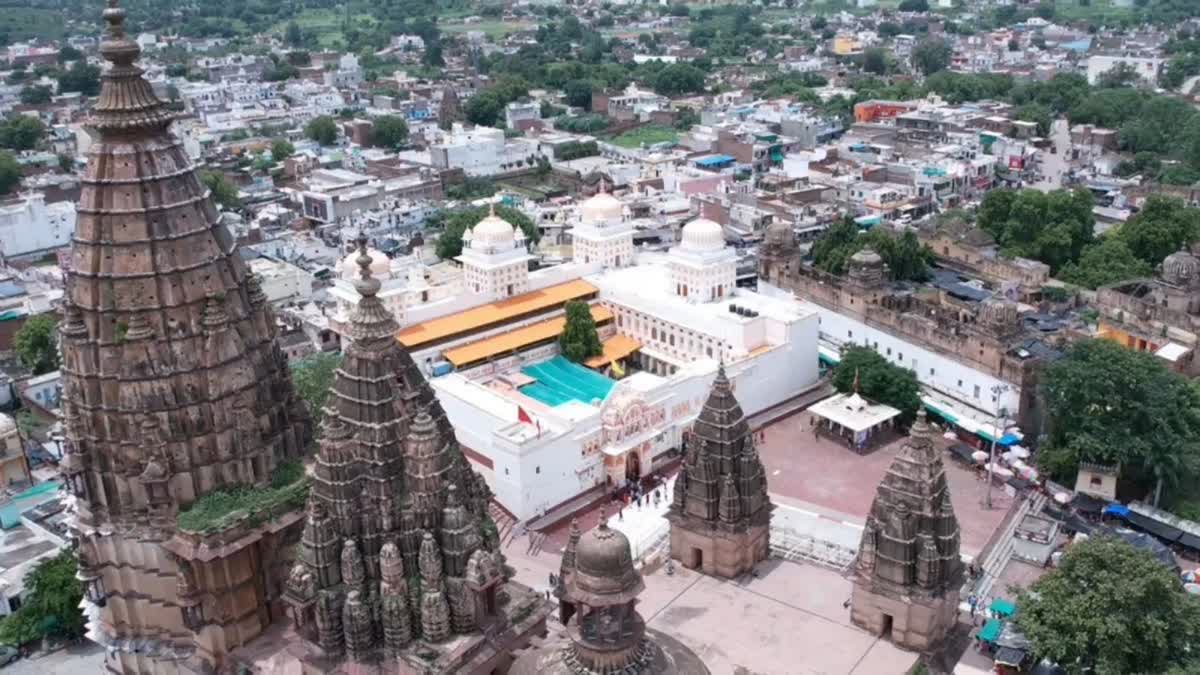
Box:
[518,406,533,425]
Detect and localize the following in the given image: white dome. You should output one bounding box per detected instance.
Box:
[680,217,725,252]
[581,192,623,224]
[469,210,517,250]
[340,247,391,281]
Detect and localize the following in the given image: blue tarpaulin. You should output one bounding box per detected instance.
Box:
[1103,503,1130,518]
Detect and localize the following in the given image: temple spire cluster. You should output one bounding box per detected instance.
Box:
[666,362,772,578]
[282,239,550,670]
[61,1,312,671]
[850,410,964,650]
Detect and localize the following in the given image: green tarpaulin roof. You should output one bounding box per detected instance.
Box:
[979,618,1003,643]
[990,598,1016,617]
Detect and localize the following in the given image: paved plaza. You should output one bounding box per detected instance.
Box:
[757,411,1013,557]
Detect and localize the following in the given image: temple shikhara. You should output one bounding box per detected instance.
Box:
[281,239,551,671]
[665,363,772,578]
[850,410,965,651]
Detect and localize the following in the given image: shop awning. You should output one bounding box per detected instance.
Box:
[995,646,1027,667]
[584,335,641,369]
[818,344,841,365]
[978,618,1003,643]
[990,598,1016,617]
[923,401,958,423]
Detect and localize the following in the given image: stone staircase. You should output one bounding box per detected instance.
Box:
[967,492,1046,601]
[489,501,517,548]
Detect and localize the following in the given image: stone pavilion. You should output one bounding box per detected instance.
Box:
[850,410,965,651]
[281,237,552,672]
[512,511,709,674]
[665,362,772,578]
[60,2,312,672]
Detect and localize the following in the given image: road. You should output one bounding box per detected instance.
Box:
[2,642,103,675]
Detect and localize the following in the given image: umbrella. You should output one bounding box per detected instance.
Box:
[1010,446,1030,459]
[994,467,1015,478]
[972,450,989,463]
[1021,467,1039,480]
[1054,492,1070,504]
[1010,459,1028,471]
[1001,450,1015,463]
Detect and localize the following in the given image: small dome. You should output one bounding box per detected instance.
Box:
[0,414,16,437]
[766,220,793,248]
[470,209,517,250]
[580,191,623,224]
[572,519,644,601]
[980,296,1018,327]
[1162,245,1200,288]
[850,247,884,268]
[680,217,725,252]
[340,247,391,281]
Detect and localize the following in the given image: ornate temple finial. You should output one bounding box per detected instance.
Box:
[597,505,609,531]
[489,202,497,218]
[353,231,381,298]
[92,0,177,132]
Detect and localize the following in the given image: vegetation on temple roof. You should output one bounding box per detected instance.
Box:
[176,460,309,534]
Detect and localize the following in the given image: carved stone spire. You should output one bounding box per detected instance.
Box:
[348,232,399,343]
[93,0,177,133]
[418,532,452,642]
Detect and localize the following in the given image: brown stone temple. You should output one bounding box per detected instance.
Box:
[665,363,772,578]
[850,410,964,651]
[280,237,552,672]
[512,512,708,674]
[60,1,313,672]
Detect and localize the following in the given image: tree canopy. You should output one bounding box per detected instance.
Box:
[0,152,21,195]
[811,218,932,282]
[1017,537,1200,675]
[559,300,603,363]
[304,115,339,146]
[0,115,44,151]
[18,85,51,106]
[0,550,84,647]
[1038,339,1200,507]
[14,314,58,375]
[1056,237,1153,289]
[289,352,342,430]
[977,188,1094,273]
[200,171,241,210]
[55,61,100,97]
[434,205,540,260]
[912,38,951,76]
[271,139,295,163]
[370,115,410,149]
[649,63,707,97]
[831,346,922,424]
[1116,195,1200,266]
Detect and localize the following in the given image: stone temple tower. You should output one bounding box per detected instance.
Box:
[282,238,552,672]
[512,511,709,674]
[850,411,964,651]
[59,2,312,672]
[666,363,772,578]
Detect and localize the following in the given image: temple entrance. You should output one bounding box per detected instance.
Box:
[880,613,894,640]
[625,451,641,482]
[688,547,703,569]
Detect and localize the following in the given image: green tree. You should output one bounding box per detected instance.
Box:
[1097,62,1142,89]
[56,45,82,63]
[464,90,505,127]
[1039,339,1200,506]
[862,48,889,75]
[1056,237,1153,289]
[14,314,58,375]
[370,115,410,149]
[304,115,339,145]
[271,139,295,163]
[0,152,21,194]
[284,21,304,47]
[913,38,952,76]
[563,79,594,110]
[651,63,707,97]
[56,61,101,97]
[976,188,1094,272]
[289,353,342,425]
[1017,537,1200,675]
[200,171,241,209]
[435,205,540,260]
[898,0,929,10]
[811,218,931,281]
[1117,195,1200,266]
[558,300,603,362]
[831,346,922,424]
[0,550,84,646]
[19,85,52,105]
[0,115,45,151]
[1015,102,1052,136]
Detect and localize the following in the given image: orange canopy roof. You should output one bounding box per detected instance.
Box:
[584,334,642,368]
[443,306,613,367]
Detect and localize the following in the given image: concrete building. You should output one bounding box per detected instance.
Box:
[246,257,314,305]
[0,193,76,259]
[430,124,540,176]
[1086,54,1162,86]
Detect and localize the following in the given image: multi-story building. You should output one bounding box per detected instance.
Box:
[0,193,76,260]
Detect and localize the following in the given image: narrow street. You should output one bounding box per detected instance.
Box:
[1031,119,1071,192]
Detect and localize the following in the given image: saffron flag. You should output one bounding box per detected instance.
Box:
[517,406,533,425]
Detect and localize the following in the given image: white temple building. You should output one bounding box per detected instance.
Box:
[375,194,823,520]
